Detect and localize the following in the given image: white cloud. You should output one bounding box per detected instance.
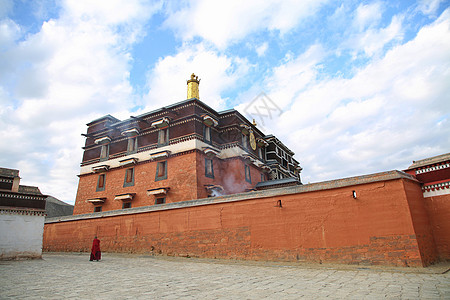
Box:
[353,14,404,57]
[267,44,326,109]
[0,0,13,18]
[353,2,383,31]
[341,7,405,58]
[0,1,158,203]
[255,42,268,57]
[143,43,250,111]
[1,1,449,205]
[417,0,445,16]
[0,18,20,49]
[250,8,450,183]
[163,0,329,48]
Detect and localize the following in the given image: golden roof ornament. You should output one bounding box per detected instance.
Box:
[187,73,200,99]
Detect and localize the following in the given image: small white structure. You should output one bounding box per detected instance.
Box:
[0,168,46,260]
[0,208,46,259]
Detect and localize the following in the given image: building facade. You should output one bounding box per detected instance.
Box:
[44,73,450,266]
[73,74,302,215]
[403,153,450,260]
[0,168,47,260]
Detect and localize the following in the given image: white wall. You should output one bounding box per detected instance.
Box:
[0,211,45,259]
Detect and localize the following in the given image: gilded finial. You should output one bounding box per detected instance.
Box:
[187,73,200,99]
[252,119,257,126]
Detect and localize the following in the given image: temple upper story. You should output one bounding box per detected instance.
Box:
[81,74,301,182]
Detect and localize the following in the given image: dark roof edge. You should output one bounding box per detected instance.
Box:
[45,170,417,224]
[263,135,294,155]
[219,109,266,137]
[93,97,268,138]
[86,114,120,126]
[406,152,450,170]
[109,98,222,127]
[255,177,299,188]
[0,167,19,177]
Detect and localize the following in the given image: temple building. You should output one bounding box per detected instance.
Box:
[403,152,450,198]
[0,167,47,260]
[73,74,302,215]
[44,77,450,266]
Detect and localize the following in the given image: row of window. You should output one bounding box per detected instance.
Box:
[99,127,170,161]
[93,162,264,213]
[96,159,261,193]
[93,197,166,213]
[96,158,215,192]
[96,161,168,192]
[98,125,265,161]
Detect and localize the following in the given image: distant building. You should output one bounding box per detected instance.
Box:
[0,168,46,260]
[73,74,302,214]
[404,152,450,197]
[403,152,450,259]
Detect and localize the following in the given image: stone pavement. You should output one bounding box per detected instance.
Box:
[0,253,449,299]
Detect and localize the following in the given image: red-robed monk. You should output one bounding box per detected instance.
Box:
[90,236,101,261]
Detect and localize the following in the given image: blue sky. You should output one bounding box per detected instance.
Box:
[1,0,449,204]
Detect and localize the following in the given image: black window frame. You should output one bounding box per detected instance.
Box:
[123,167,135,187]
[157,127,169,147]
[204,125,212,144]
[155,161,167,181]
[96,174,106,192]
[100,144,109,161]
[242,134,248,149]
[155,197,166,205]
[205,158,214,178]
[245,165,251,183]
[127,136,138,154]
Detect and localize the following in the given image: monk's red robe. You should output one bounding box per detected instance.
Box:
[90,238,101,261]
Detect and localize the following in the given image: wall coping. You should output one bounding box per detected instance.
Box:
[45,170,418,224]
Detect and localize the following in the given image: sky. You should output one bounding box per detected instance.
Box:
[1,0,449,204]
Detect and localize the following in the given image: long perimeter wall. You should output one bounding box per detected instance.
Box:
[44,171,438,267]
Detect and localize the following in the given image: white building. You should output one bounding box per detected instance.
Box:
[0,168,46,260]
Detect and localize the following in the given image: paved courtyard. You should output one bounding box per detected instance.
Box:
[0,253,449,299]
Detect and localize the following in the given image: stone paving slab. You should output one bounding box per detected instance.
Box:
[0,253,449,299]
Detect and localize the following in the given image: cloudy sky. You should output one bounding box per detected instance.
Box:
[1,0,449,204]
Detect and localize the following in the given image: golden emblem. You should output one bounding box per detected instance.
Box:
[249,130,257,150]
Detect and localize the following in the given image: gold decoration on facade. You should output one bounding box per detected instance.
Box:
[249,130,257,150]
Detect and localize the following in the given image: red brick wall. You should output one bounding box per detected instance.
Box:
[401,180,437,265]
[46,177,435,267]
[74,151,266,215]
[74,152,198,214]
[423,193,450,260]
[195,154,264,197]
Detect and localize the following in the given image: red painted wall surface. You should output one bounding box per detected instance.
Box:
[74,151,266,215]
[423,193,450,260]
[73,152,198,214]
[401,180,437,265]
[45,178,436,267]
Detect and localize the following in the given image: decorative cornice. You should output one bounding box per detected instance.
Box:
[0,207,46,216]
[416,162,450,175]
[422,181,450,192]
[0,192,46,201]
